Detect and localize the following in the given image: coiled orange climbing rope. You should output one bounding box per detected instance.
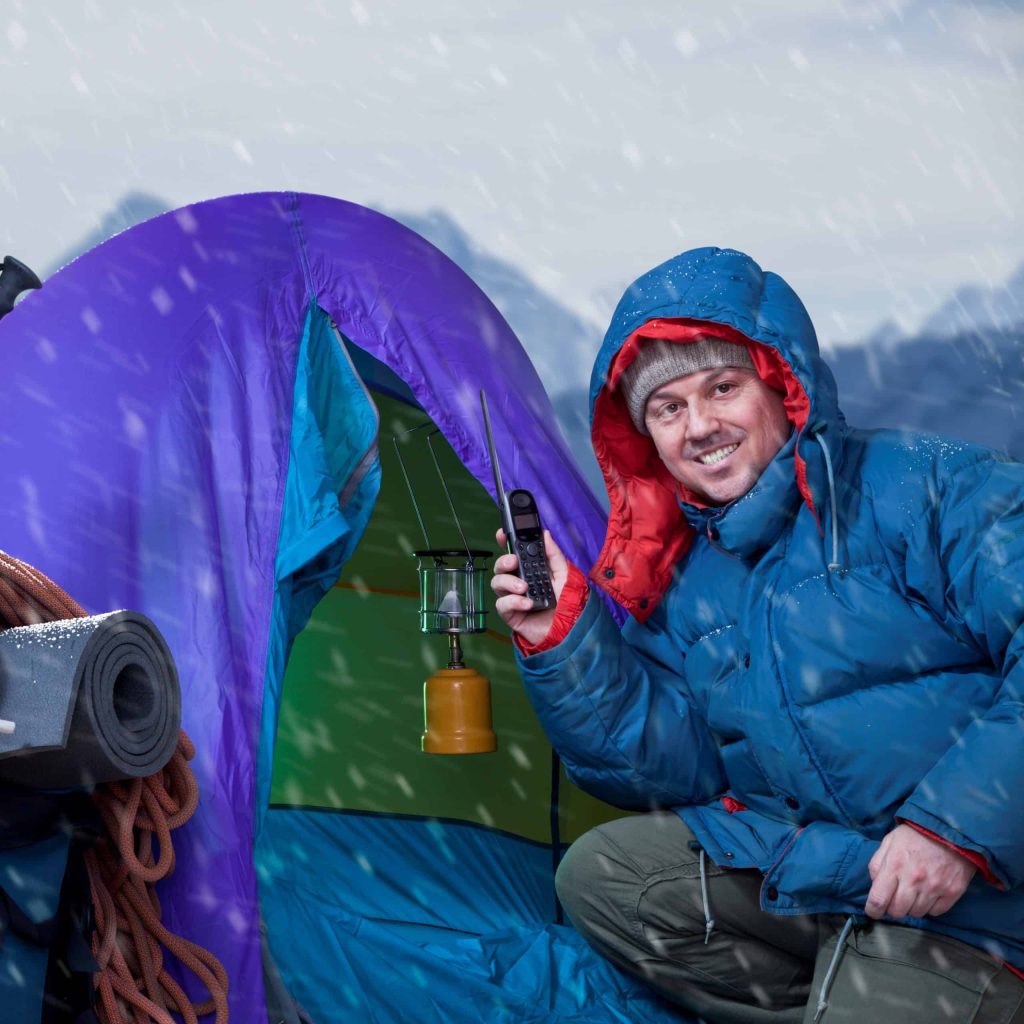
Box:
[0,549,229,1023]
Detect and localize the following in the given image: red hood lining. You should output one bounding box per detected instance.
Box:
[590,318,815,621]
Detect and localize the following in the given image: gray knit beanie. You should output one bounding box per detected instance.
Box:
[619,336,756,434]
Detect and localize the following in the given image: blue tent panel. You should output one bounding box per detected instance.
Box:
[259,809,685,1024]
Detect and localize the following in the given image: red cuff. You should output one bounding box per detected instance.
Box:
[513,562,590,656]
[900,820,1004,889]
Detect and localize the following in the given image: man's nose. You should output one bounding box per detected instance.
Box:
[686,401,720,441]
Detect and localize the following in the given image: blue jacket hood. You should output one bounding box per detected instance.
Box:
[588,247,846,619]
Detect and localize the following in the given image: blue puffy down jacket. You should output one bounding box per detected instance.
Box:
[517,247,1024,968]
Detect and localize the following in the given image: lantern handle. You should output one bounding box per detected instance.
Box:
[391,422,475,560]
[392,424,434,549]
[426,429,474,561]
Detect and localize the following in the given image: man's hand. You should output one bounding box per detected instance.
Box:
[865,823,976,920]
[490,528,569,647]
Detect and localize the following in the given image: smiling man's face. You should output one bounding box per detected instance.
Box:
[643,365,791,506]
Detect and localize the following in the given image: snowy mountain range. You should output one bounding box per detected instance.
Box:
[35,192,1024,496]
[387,207,600,400]
[45,192,171,276]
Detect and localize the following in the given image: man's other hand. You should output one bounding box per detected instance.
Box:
[491,528,568,647]
[865,823,976,920]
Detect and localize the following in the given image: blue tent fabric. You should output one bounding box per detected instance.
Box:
[259,810,684,1024]
[0,193,661,1021]
[256,302,382,833]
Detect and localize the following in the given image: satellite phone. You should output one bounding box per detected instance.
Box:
[480,390,555,611]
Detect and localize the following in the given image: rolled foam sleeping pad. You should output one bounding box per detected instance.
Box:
[0,611,180,788]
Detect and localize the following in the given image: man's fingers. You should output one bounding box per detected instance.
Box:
[865,872,898,920]
[494,552,518,575]
[928,890,961,917]
[491,572,526,597]
[865,827,978,922]
[867,845,884,881]
[923,871,973,918]
[495,592,535,620]
[542,530,570,600]
[888,881,922,921]
[908,893,940,920]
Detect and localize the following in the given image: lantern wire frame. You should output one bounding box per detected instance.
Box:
[392,423,474,557]
[392,423,491,646]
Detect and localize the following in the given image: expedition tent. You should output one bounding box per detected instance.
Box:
[0,193,687,1023]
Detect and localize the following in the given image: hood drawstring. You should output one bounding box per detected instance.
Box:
[813,432,842,572]
[813,915,855,1021]
[698,849,715,944]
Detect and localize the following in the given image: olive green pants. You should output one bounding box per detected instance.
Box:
[556,812,1024,1024]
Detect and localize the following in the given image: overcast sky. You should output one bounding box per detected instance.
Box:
[1,0,1021,346]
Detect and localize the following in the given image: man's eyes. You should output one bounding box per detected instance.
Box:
[654,384,733,417]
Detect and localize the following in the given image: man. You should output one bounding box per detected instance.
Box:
[491,247,1024,1023]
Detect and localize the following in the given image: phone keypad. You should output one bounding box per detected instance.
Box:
[517,541,554,609]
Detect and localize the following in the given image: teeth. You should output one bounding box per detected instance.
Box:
[698,444,739,466]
